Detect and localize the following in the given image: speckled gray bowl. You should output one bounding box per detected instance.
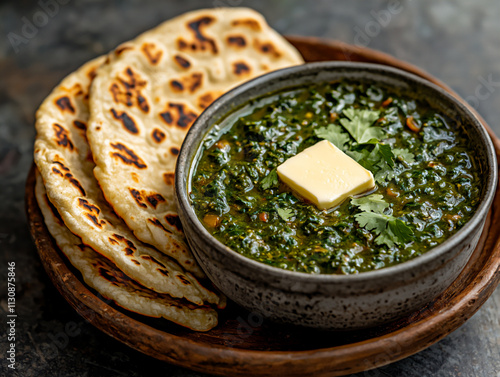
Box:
[175,62,497,330]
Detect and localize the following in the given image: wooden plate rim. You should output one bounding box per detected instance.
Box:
[25,36,500,377]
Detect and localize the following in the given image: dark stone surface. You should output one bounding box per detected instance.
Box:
[0,0,498,376]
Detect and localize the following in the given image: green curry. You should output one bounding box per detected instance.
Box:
[190,81,481,274]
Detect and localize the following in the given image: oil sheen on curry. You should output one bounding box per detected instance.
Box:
[190,81,481,274]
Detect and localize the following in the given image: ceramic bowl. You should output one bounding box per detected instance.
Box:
[175,62,497,330]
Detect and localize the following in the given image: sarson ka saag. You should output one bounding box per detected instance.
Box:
[190,80,481,275]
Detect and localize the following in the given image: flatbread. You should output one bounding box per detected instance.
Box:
[34,57,223,307]
[87,8,304,265]
[35,173,217,331]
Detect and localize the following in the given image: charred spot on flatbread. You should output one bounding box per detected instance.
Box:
[110,233,138,258]
[110,142,147,169]
[55,96,75,114]
[78,197,100,214]
[165,214,183,232]
[53,124,74,150]
[146,193,166,209]
[177,275,191,285]
[97,266,121,286]
[129,188,166,209]
[232,61,251,76]
[254,39,282,58]
[110,83,132,107]
[87,65,98,80]
[141,42,163,65]
[159,103,198,129]
[110,67,149,113]
[108,237,119,245]
[226,35,247,48]
[130,172,140,183]
[151,128,166,143]
[197,91,221,110]
[158,269,170,277]
[147,218,173,234]
[115,44,134,56]
[73,120,87,130]
[169,72,203,94]
[231,18,262,31]
[129,188,147,208]
[163,172,175,186]
[50,159,86,196]
[170,80,183,92]
[140,255,165,267]
[78,198,106,229]
[52,159,69,172]
[110,108,139,135]
[71,83,84,97]
[86,214,104,229]
[177,16,218,54]
[170,147,179,156]
[51,167,64,177]
[173,54,191,69]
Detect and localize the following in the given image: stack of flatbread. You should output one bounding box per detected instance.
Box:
[33,7,303,331]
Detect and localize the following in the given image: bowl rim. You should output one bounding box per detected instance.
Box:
[175,61,498,283]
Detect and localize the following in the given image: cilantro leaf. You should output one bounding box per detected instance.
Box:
[347,149,369,163]
[277,207,294,221]
[374,229,396,248]
[388,219,414,243]
[374,165,396,183]
[352,195,413,247]
[349,143,395,183]
[354,210,413,247]
[340,108,384,143]
[376,144,395,168]
[355,212,413,248]
[375,220,414,247]
[360,144,393,170]
[393,148,415,164]
[261,169,279,189]
[314,124,350,149]
[351,194,389,213]
[354,212,389,233]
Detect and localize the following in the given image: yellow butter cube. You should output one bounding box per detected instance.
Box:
[277,140,375,210]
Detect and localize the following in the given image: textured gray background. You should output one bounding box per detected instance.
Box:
[0,0,499,376]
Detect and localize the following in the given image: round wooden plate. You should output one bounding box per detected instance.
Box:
[26,37,500,377]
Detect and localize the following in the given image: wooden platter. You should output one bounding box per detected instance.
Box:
[25,36,500,377]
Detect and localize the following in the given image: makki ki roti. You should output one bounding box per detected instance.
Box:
[33,6,304,330]
[33,56,223,308]
[35,173,218,331]
[87,7,304,266]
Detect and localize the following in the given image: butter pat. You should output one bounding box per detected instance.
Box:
[277,140,375,210]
